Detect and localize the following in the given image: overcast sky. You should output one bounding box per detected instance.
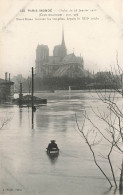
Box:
[0,0,123,78]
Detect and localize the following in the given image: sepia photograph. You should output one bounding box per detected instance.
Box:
[0,0,123,194]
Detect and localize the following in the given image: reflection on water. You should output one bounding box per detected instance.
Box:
[32,109,34,129]
[0,91,123,195]
[47,152,59,165]
[19,108,22,127]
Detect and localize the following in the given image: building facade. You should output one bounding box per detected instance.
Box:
[0,74,14,103]
[35,30,89,78]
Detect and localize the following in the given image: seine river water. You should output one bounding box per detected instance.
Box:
[0,91,122,195]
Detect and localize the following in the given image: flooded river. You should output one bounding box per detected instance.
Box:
[0,91,122,195]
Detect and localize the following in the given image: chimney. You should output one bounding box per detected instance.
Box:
[9,73,10,81]
[5,72,8,81]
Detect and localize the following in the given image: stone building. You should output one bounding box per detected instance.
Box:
[0,73,14,103]
[35,30,89,78]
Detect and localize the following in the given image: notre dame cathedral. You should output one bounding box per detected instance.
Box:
[35,30,89,78]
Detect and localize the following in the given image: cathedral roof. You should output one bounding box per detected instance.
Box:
[63,53,82,64]
[53,64,87,78]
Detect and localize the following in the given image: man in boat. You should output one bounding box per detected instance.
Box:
[47,140,59,153]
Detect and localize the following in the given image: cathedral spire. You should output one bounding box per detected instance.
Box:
[62,26,65,46]
[60,26,67,58]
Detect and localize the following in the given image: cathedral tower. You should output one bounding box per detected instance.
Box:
[53,28,67,60]
[35,44,49,76]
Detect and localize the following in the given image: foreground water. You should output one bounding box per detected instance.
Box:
[0,91,122,195]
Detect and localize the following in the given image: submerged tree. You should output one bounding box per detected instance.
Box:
[0,114,12,130]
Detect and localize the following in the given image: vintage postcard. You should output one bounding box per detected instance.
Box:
[0,0,123,195]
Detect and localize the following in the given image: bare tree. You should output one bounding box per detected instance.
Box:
[0,115,12,130]
[75,113,113,187]
[75,57,123,189]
